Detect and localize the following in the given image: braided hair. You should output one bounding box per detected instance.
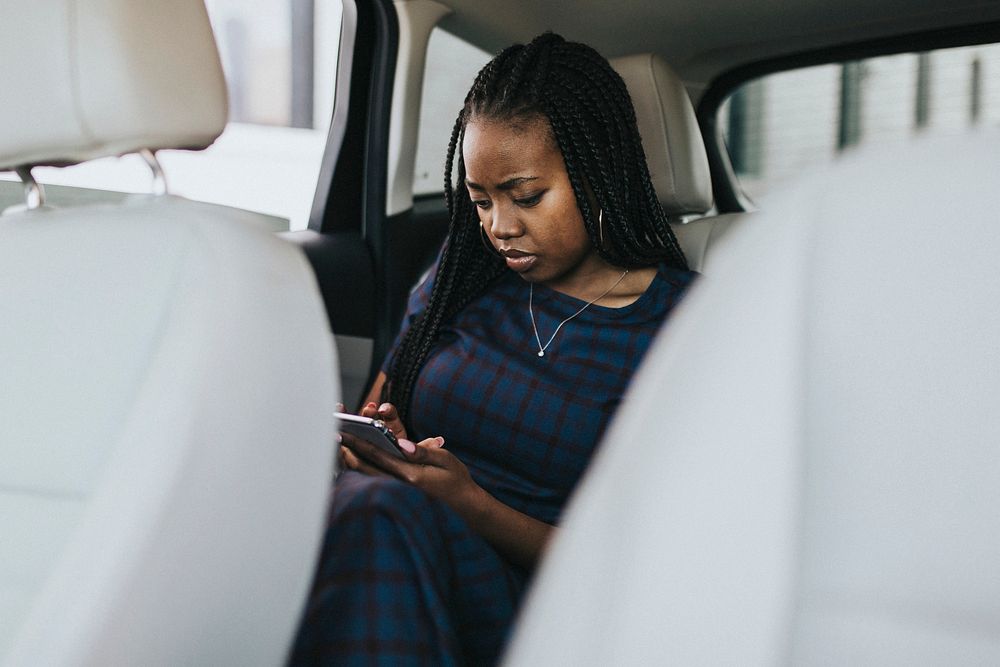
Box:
[384,32,689,421]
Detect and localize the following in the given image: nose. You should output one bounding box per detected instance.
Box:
[488,202,524,241]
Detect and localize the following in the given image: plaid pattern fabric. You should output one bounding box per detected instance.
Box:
[409,264,696,525]
[289,471,526,666]
[289,264,694,666]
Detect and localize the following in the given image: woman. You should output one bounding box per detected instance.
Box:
[290,32,695,665]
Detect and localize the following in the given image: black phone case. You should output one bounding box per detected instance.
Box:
[336,413,405,459]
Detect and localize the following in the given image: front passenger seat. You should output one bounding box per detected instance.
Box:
[0,1,336,664]
[506,130,1000,665]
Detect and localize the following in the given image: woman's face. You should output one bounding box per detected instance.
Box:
[463,115,612,295]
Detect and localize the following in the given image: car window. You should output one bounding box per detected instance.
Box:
[413,28,492,196]
[719,42,1000,203]
[0,0,341,231]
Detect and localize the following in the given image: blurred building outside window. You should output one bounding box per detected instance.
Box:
[721,43,1000,204]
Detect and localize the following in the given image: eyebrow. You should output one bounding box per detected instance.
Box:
[465,176,539,191]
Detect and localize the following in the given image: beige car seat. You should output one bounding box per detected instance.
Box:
[506,130,1000,665]
[0,1,337,664]
[611,53,741,272]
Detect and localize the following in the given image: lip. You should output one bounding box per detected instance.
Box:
[500,249,537,272]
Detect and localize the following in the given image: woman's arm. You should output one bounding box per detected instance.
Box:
[458,480,555,569]
[341,432,554,569]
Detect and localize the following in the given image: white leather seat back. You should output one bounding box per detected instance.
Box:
[670,211,739,273]
[0,1,337,665]
[0,0,227,169]
[611,53,739,272]
[505,131,1000,665]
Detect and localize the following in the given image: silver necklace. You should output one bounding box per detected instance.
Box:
[529,269,629,358]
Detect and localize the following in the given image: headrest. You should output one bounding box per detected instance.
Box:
[0,0,228,171]
[610,54,713,217]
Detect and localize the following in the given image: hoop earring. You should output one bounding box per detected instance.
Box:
[598,209,606,246]
[480,222,502,257]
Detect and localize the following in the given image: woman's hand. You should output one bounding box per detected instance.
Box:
[360,401,409,442]
[340,430,551,571]
[346,377,552,570]
[341,431,482,510]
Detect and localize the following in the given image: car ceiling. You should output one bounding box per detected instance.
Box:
[436,0,1000,93]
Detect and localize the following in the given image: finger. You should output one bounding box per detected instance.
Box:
[360,402,378,418]
[335,402,346,413]
[377,402,399,421]
[340,444,357,469]
[341,444,368,469]
[341,431,409,475]
[403,436,447,465]
[377,402,409,438]
[341,445,390,477]
[377,402,406,429]
[417,436,446,450]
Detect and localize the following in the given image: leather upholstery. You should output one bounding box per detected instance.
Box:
[0,0,227,170]
[610,53,714,217]
[506,131,1000,665]
[0,1,336,664]
[0,200,337,665]
[671,213,740,273]
[611,52,732,272]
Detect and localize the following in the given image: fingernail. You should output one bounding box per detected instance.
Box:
[378,403,392,414]
[436,436,445,447]
[398,438,416,454]
[336,434,342,444]
[366,402,377,409]
[336,402,346,412]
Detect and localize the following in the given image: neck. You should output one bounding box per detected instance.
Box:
[540,254,626,300]
[542,264,658,308]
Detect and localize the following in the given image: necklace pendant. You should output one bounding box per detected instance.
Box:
[528,268,627,361]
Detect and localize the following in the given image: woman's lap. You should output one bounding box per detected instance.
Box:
[288,471,527,666]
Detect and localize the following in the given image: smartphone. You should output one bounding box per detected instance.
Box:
[335,411,406,459]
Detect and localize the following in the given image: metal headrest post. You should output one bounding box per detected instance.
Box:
[140,149,169,196]
[15,166,45,209]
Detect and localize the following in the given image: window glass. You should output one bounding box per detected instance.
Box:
[413,28,492,195]
[719,43,1000,203]
[2,0,341,231]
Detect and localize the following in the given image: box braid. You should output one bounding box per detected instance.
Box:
[384,32,689,422]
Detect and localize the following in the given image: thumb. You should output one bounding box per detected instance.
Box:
[420,436,446,449]
[407,436,446,462]
[377,402,400,421]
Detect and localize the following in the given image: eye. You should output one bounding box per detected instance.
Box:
[514,191,544,207]
[472,199,491,210]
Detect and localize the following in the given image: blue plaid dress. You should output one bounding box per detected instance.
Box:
[289,264,694,666]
